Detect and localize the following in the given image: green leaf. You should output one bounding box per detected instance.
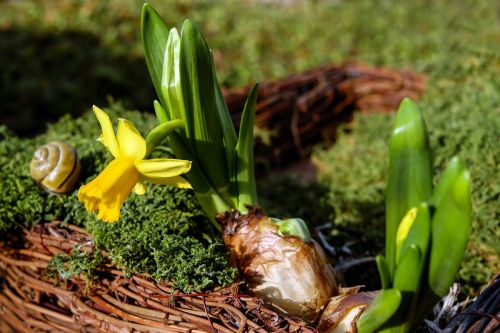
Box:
[166,130,230,230]
[384,245,421,333]
[429,156,466,208]
[428,165,472,296]
[235,83,259,211]
[385,98,433,277]
[142,8,238,217]
[211,50,238,202]
[389,204,430,332]
[195,189,232,228]
[179,20,230,203]
[272,217,312,243]
[415,159,471,324]
[161,28,184,121]
[153,99,230,227]
[394,245,421,294]
[141,4,170,109]
[395,207,418,264]
[153,100,168,123]
[356,289,402,333]
[376,255,392,289]
[145,119,184,156]
[397,203,430,267]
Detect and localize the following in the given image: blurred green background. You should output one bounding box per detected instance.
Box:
[0,0,498,294]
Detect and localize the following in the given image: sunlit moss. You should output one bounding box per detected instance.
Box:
[0,104,236,291]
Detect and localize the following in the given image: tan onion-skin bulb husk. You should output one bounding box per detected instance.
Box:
[218,207,338,321]
[317,287,377,333]
[30,141,81,194]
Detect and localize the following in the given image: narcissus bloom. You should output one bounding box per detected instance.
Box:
[78,106,191,222]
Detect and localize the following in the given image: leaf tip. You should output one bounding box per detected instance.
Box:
[449,155,466,171]
[141,3,150,21]
[141,2,153,15]
[399,96,417,109]
[181,19,196,35]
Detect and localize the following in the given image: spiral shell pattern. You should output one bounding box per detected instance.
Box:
[30,141,81,194]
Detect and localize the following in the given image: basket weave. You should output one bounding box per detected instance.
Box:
[1,223,499,333]
[0,222,317,333]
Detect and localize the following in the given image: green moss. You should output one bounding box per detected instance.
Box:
[46,247,104,284]
[314,114,391,251]
[0,126,91,235]
[5,0,497,136]
[152,236,237,292]
[85,185,237,292]
[0,103,236,291]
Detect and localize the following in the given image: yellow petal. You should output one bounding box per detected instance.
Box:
[77,159,140,222]
[93,106,120,157]
[97,201,121,222]
[136,158,191,178]
[133,181,147,195]
[117,118,146,161]
[144,175,192,189]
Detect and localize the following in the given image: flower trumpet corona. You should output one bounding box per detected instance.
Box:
[78,106,191,222]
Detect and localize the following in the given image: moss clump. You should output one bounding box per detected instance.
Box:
[85,184,238,292]
[46,246,105,284]
[0,103,236,291]
[314,114,390,251]
[152,236,237,292]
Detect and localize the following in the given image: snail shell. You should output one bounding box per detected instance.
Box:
[30,141,81,194]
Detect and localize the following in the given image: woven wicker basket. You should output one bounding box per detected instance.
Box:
[0,222,318,333]
[2,223,498,333]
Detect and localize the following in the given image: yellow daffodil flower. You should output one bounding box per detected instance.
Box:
[78,106,192,222]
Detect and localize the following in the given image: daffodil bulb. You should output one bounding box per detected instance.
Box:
[317,287,377,333]
[78,106,192,222]
[218,207,338,321]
